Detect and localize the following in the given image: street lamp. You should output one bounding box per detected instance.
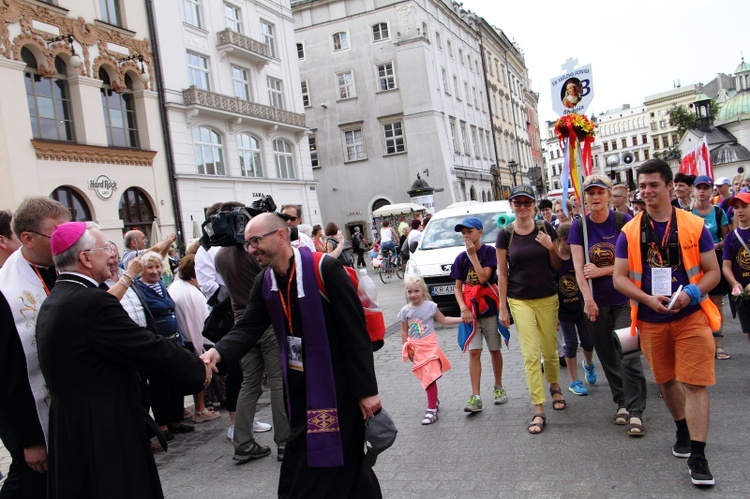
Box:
[508,160,518,187]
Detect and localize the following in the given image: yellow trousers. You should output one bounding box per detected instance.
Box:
[508,295,560,405]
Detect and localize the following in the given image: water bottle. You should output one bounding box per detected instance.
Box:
[358,269,379,309]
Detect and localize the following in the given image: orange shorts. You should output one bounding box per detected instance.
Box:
[637,309,715,386]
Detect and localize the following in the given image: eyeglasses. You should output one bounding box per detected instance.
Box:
[244,229,280,251]
[512,199,534,207]
[29,230,52,239]
[83,246,114,255]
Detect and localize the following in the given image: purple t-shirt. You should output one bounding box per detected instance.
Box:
[723,227,750,287]
[496,221,559,300]
[568,210,632,307]
[557,257,583,321]
[615,218,714,323]
[450,244,498,317]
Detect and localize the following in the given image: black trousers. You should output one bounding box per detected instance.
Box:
[0,416,46,499]
[149,375,184,426]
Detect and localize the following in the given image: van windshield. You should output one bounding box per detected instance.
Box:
[419,212,504,250]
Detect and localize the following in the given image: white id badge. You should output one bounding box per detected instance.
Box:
[651,267,672,296]
[287,336,303,372]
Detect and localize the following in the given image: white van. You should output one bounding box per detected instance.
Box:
[404,200,512,311]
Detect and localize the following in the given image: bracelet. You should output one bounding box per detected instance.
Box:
[460,308,470,313]
[117,278,131,288]
[122,272,134,281]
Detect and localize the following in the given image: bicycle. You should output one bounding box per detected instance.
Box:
[378,248,403,284]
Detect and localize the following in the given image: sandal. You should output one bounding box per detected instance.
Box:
[716,348,731,360]
[421,410,438,425]
[528,413,547,434]
[614,407,629,425]
[549,388,567,410]
[628,416,645,437]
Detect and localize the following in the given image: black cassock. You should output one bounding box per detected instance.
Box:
[216,256,381,499]
[36,273,205,499]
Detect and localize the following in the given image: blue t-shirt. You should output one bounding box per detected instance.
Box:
[568,210,631,307]
[615,218,714,323]
[557,257,583,321]
[398,301,438,340]
[723,227,750,287]
[450,244,498,317]
[691,206,728,243]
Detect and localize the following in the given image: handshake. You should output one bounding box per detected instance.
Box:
[200,348,221,386]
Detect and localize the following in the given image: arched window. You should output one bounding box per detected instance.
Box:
[273,139,295,179]
[470,185,477,200]
[481,190,487,202]
[119,187,154,239]
[50,186,92,221]
[193,127,224,175]
[237,133,263,177]
[100,68,139,148]
[23,48,75,141]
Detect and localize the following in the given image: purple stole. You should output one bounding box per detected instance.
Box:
[263,247,344,467]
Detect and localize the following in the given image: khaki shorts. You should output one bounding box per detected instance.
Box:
[468,315,503,351]
[638,309,715,386]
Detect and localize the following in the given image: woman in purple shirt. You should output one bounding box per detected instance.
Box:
[569,175,648,437]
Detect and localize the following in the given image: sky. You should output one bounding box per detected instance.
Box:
[460,0,749,125]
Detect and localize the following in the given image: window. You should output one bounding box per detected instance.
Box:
[422,22,428,40]
[659,119,666,129]
[475,59,480,74]
[435,32,442,49]
[336,70,355,99]
[671,133,678,146]
[343,127,366,161]
[449,117,459,153]
[273,139,295,179]
[261,21,276,58]
[296,42,305,60]
[99,0,121,26]
[652,137,659,149]
[464,82,470,103]
[460,121,470,155]
[611,140,617,150]
[471,126,480,158]
[603,142,609,152]
[634,151,640,162]
[100,69,139,148]
[478,90,484,111]
[644,149,650,160]
[183,0,201,28]
[447,40,453,57]
[453,75,460,100]
[632,136,638,147]
[377,62,396,91]
[224,3,241,32]
[232,66,250,100]
[300,80,310,107]
[237,133,262,177]
[119,188,154,237]
[383,120,405,154]
[309,135,319,168]
[23,49,75,142]
[267,76,283,108]
[471,86,477,107]
[642,133,648,145]
[372,22,389,42]
[186,51,209,90]
[441,68,449,94]
[332,31,349,51]
[458,49,464,65]
[621,138,627,149]
[650,122,657,131]
[193,127,224,175]
[51,187,91,222]
[661,136,669,148]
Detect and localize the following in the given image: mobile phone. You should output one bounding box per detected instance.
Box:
[667,285,683,311]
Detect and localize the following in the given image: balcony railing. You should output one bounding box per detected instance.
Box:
[216,28,271,65]
[183,86,306,129]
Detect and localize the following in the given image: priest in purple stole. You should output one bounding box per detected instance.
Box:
[203,213,382,498]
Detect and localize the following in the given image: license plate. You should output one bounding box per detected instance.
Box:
[430,285,455,296]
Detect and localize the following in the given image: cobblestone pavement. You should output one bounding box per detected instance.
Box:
[3,267,750,497]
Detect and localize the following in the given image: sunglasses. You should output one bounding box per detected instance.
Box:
[512,199,534,207]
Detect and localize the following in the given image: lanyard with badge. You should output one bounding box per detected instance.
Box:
[279,265,304,371]
[641,208,679,296]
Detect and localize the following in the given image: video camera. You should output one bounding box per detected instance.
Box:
[200,195,297,248]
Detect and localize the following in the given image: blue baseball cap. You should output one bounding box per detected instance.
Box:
[509,185,536,201]
[454,217,483,232]
[693,175,713,187]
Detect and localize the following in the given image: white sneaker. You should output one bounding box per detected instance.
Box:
[227,425,234,441]
[253,418,272,433]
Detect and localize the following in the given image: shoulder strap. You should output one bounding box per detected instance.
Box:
[613,210,626,233]
[311,251,358,302]
[503,224,514,248]
[536,220,548,234]
[734,229,750,255]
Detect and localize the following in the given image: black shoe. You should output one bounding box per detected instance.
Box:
[559,356,567,368]
[233,441,271,464]
[167,423,194,434]
[687,455,715,486]
[277,446,285,462]
[163,431,174,442]
[672,432,690,458]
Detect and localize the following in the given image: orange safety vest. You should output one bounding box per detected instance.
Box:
[621,209,721,335]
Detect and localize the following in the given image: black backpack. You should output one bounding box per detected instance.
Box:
[327,237,355,267]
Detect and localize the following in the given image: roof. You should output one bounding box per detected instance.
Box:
[716,90,750,123]
[736,59,750,74]
[711,143,750,165]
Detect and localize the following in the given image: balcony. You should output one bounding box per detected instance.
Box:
[216,28,271,66]
[183,86,306,130]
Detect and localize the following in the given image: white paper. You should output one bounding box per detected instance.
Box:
[651,267,672,295]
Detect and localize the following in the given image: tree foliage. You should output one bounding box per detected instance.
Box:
[668,101,722,139]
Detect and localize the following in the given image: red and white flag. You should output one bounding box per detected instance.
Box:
[679,135,713,177]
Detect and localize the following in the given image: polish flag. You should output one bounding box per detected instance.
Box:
[679,135,713,177]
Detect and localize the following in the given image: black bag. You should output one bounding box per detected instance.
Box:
[201,286,234,343]
[327,237,355,267]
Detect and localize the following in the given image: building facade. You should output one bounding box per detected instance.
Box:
[644,83,700,167]
[292,0,497,236]
[594,104,650,190]
[152,0,321,232]
[0,0,176,247]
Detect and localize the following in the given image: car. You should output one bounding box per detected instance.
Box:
[404,200,512,312]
